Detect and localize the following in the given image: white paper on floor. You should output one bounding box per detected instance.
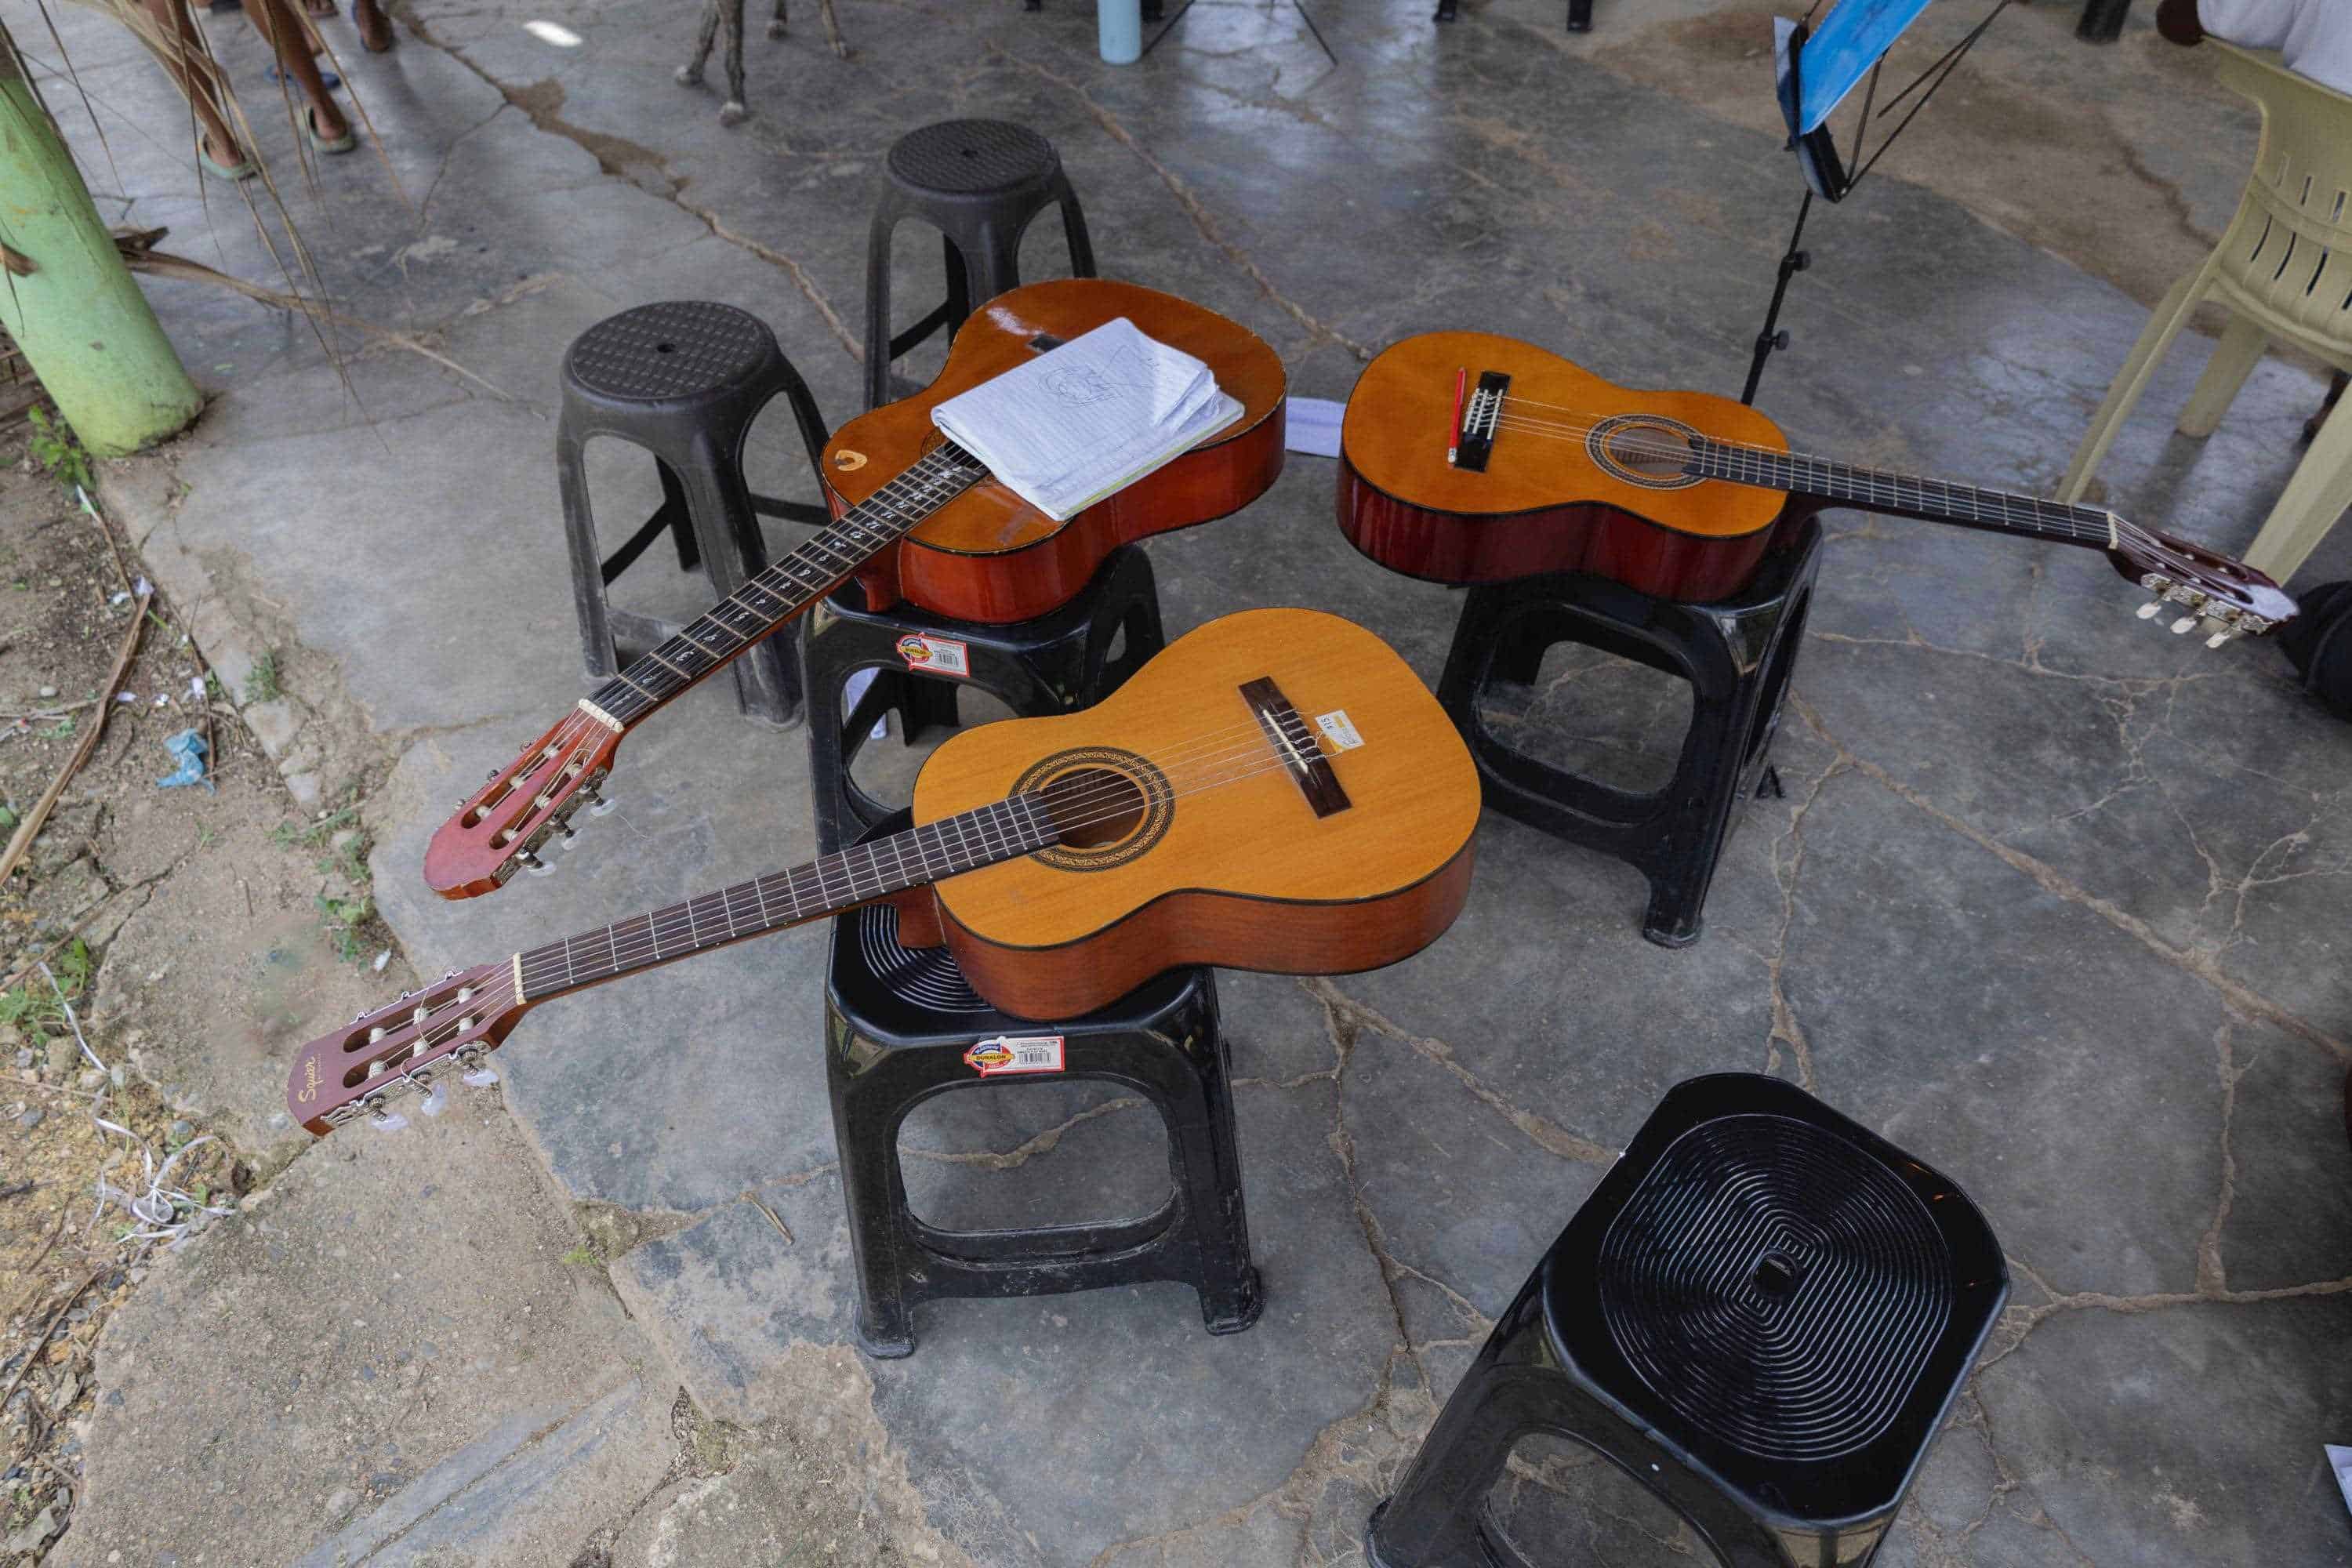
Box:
[1283,397,1345,459]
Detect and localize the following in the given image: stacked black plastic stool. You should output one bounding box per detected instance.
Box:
[823,812,1261,1358]
[863,118,1097,409]
[803,545,1165,853]
[1436,519,1823,947]
[557,300,833,726]
[1369,1073,2006,1568]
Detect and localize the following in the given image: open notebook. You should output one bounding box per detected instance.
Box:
[931,318,1243,522]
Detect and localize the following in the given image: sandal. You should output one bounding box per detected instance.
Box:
[305,106,358,155]
[197,133,256,182]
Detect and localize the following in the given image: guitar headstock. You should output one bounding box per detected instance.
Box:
[424,706,622,899]
[287,963,522,1135]
[2109,521,2298,649]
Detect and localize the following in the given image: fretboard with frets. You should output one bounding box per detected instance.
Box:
[512,793,1056,1000]
[585,443,985,728]
[1684,438,2114,550]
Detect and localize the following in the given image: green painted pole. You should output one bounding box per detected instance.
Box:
[0,33,201,457]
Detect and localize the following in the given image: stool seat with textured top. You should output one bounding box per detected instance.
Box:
[566,301,777,405]
[1369,1073,2005,1568]
[887,119,1057,196]
[863,119,1095,410]
[557,300,833,728]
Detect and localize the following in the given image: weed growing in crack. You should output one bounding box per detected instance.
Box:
[0,937,90,1032]
[241,649,285,704]
[314,892,376,964]
[24,408,94,495]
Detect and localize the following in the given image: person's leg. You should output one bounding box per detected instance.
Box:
[245,0,350,146]
[352,0,394,52]
[2306,371,2351,445]
[142,0,249,172]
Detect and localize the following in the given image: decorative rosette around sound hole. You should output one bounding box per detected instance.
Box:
[1584,412,1706,491]
[1011,746,1173,873]
[1597,1113,1954,1463]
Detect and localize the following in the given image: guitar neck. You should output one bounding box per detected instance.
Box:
[510,793,1055,1005]
[581,444,985,730]
[1686,439,2118,552]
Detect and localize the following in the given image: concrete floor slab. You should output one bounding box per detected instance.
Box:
[33,0,2352,1561]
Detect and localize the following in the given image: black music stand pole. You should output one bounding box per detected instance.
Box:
[1740,192,1812,407]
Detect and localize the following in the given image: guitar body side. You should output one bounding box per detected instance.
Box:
[1335,453,1777,602]
[935,844,1475,1020]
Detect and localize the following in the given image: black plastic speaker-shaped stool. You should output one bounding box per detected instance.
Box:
[1369,1073,2007,1568]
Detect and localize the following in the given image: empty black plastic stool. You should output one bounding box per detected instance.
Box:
[862,119,1097,409]
[1436,519,1822,948]
[824,812,1261,1357]
[558,300,832,728]
[804,544,1164,852]
[1369,1073,2007,1568]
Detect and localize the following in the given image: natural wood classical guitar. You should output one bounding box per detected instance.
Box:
[426,279,1286,900]
[1338,331,2295,638]
[294,610,1477,1134]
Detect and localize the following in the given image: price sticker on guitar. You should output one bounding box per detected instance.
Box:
[964,1034,1066,1077]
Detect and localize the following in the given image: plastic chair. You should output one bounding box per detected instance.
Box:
[2060,43,2352,583]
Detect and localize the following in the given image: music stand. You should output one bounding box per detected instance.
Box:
[1741,0,2016,405]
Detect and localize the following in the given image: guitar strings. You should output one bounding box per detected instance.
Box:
[1449,406,2229,596]
[473,684,1356,865]
[340,712,1385,1102]
[1466,410,2135,552]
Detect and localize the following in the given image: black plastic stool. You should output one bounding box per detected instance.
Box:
[823,812,1261,1358]
[1368,1073,2007,1568]
[1436,520,1822,949]
[804,545,1164,853]
[862,119,1097,410]
[558,300,832,727]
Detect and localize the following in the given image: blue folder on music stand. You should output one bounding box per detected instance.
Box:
[1775,0,1947,201]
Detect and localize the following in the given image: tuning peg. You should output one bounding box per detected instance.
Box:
[521,850,556,877]
[2170,615,2199,635]
[416,1080,452,1118]
[367,1109,409,1133]
[455,1045,501,1088]
[2137,601,2163,620]
[583,787,618,818]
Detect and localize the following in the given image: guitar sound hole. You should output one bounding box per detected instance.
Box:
[1608,423,1693,479]
[1040,768,1148,849]
[1586,414,1705,491]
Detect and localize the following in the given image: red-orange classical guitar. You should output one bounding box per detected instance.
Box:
[425,280,1286,900]
[1338,331,2295,639]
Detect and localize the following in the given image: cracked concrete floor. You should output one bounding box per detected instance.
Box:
[27,0,2352,1562]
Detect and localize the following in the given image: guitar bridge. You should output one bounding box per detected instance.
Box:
[1240,677,1351,818]
[1453,371,1511,473]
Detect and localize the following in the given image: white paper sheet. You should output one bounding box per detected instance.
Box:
[932,318,1242,521]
